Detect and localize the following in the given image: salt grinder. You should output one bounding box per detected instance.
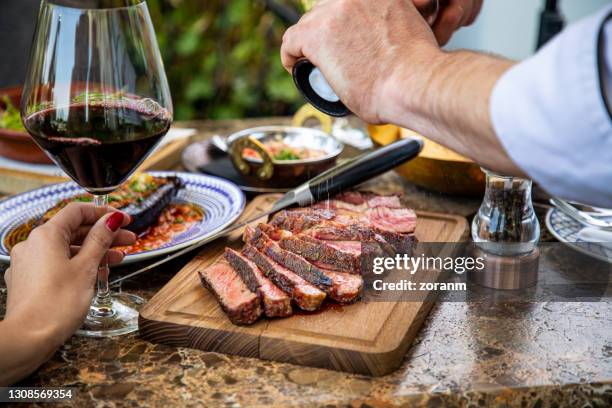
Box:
[292,0,440,117]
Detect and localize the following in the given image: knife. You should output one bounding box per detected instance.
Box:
[110,137,423,287]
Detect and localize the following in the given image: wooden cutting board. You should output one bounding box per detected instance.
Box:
[139,194,469,376]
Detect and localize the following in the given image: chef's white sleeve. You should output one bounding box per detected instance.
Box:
[490,5,612,207]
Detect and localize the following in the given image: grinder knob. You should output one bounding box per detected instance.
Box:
[292,0,439,117]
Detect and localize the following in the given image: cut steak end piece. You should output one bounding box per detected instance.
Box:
[198,260,262,325]
[249,226,333,291]
[242,244,326,311]
[316,267,363,304]
[224,248,292,318]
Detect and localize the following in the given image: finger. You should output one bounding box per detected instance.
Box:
[280,25,304,72]
[73,212,127,268]
[4,267,11,288]
[71,226,137,246]
[466,0,483,25]
[46,202,132,241]
[70,247,125,265]
[432,4,465,45]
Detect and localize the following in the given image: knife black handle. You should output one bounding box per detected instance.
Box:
[308,137,423,202]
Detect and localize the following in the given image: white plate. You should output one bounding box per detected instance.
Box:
[0,172,245,264]
[545,207,612,263]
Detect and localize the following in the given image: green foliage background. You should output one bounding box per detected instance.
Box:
[146,0,304,121]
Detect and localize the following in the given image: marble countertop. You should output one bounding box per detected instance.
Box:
[0,119,610,407]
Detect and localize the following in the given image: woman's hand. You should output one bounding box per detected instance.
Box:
[1,203,135,385]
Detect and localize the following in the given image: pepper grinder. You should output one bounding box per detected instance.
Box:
[293,0,440,117]
[469,170,540,290]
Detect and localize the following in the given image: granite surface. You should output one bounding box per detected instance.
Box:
[0,119,610,407]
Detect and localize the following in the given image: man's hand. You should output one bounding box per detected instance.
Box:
[281,0,441,124]
[281,0,521,177]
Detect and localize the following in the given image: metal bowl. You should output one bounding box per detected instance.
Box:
[368,125,484,196]
[227,126,343,185]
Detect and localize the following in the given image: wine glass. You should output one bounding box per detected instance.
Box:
[21,0,173,337]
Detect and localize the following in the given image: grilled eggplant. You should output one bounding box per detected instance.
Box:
[37,173,183,234]
[122,176,182,234]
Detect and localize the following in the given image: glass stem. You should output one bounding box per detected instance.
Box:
[91,194,114,317]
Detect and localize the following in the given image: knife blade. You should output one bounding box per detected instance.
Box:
[110,137,423,287]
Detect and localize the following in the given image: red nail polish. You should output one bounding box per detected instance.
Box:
[106,212,124,232]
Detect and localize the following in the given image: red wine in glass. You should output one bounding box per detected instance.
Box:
[24,100,172,194]
[21,0,173,337]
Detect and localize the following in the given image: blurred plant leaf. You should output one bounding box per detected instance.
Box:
[147,0,304,121]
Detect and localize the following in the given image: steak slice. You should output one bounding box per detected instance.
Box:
[334,191,402,209]
[248,226,333,291]
[242,244,326,311]
[277,232,361,274]
[318,267,363,304]
[224,248,292,318]
[269,208,335,233]
[198,260,262,325]
[367,207,417,234]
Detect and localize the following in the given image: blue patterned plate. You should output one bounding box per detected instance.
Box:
[0,172,245,265]
[545,208,612,263]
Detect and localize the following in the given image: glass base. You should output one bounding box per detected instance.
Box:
[76,292,145,338]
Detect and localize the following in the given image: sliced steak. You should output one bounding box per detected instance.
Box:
[198,260,262,325]
[248,226,333,291]
[274,206,416,254]
[224,248,292,318]
[250,225,363,302]
[242,244,326,311]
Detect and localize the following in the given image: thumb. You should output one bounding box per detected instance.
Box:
[73,211,130,268]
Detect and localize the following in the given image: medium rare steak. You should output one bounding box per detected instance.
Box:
[224,248,292,318]
[242,244,326,311]
[200,191,418,325]
[198,260,262,325]
[248,226,333,291]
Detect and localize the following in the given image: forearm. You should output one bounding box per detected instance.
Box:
[382,49,523,175]
[0,317,60,385]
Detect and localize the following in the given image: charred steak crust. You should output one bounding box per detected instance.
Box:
[198,261,262,325]
[224,248,292,318]
[249,226,333,290]
[224,248,260,293]
[242,244,326,311]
